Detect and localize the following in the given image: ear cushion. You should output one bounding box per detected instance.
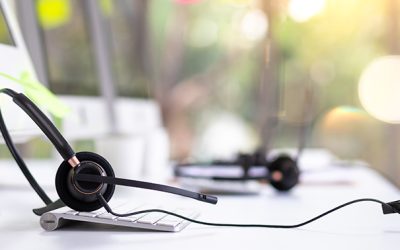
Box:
[56,152,115,211]
[268,155,300,192]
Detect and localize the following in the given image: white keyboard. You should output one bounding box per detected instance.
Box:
[40,201,199,232]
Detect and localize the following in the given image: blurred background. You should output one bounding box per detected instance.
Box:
[1,0,400,186]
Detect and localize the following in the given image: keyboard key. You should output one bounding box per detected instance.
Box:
[156,218,182,227]
[97,213,117,220]
[156,209,198,226]
[65,210,79,215]
[98,203,146,220]
[116,215,143,222]
[97,203,132,220]
[116,205,156,222]
[136,212,167,225]
[78,209,106,218]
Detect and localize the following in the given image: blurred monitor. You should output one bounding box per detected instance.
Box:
[22,0,111,140]
[0,0,40,143]
[100,0,162,134]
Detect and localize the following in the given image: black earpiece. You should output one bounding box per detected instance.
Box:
[268,155,299,191]
[235,152,300,190]
[56,152,115,211]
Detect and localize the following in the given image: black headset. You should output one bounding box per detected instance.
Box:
[175,90,310,192]
[0,88,217,215]
[175,151,300,192]
[1,88,399,230]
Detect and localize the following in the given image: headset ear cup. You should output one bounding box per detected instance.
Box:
[56,152,115,211]
[268,155,300,192]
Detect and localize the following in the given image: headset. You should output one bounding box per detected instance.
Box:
[175,150,300,192]
[1,88,399,230]
[174,78,312,193]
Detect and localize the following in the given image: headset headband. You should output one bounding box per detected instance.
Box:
[1,88,77,162]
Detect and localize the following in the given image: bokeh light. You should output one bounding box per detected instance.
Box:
[288,0,326,23]
[195,113,258,160]
[36,0,71,29]
[316,106,380,159]
[240,9,268,41]
[359,56,400,124]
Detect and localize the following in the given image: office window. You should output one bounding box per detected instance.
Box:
[101,0,151,98]
[35,0,99,96]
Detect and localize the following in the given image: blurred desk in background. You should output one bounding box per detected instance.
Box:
[0,157,400,250]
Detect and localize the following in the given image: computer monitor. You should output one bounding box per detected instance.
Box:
[0,0,40,142]
[18,0,112,140]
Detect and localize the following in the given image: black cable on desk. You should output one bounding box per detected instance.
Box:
[98,194,400,229]
[0,88,52,205]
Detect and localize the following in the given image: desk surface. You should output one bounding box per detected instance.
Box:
[1,159,400,250]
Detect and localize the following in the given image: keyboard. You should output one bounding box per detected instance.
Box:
[40,201,199,232]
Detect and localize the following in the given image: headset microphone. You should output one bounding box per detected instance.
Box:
[1,88,399,230]
[74,174,218,204]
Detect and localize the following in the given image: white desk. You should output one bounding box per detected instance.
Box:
[1,159,400,250]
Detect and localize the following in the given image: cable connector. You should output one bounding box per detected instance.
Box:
[382,200,400,215]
